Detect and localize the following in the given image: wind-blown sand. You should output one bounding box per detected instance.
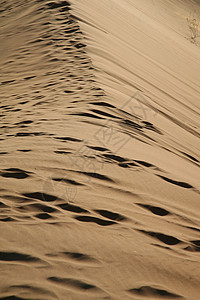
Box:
[0,0,200,299]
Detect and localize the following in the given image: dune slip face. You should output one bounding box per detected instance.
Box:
[0,0,200,299]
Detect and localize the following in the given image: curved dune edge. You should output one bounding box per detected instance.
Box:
[0,0,200,299]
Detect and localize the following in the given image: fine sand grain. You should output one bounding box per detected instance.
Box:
[0,0,200,299]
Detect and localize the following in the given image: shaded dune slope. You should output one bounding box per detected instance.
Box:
[0,0,200,299]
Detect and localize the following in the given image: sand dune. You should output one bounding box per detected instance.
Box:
[0,0,200,299]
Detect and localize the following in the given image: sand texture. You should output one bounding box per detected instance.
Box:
[0,0,200,299]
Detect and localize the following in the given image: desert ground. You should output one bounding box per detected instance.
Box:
[0,0,200,299]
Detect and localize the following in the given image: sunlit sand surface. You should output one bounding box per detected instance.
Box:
[0,0,200,299]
